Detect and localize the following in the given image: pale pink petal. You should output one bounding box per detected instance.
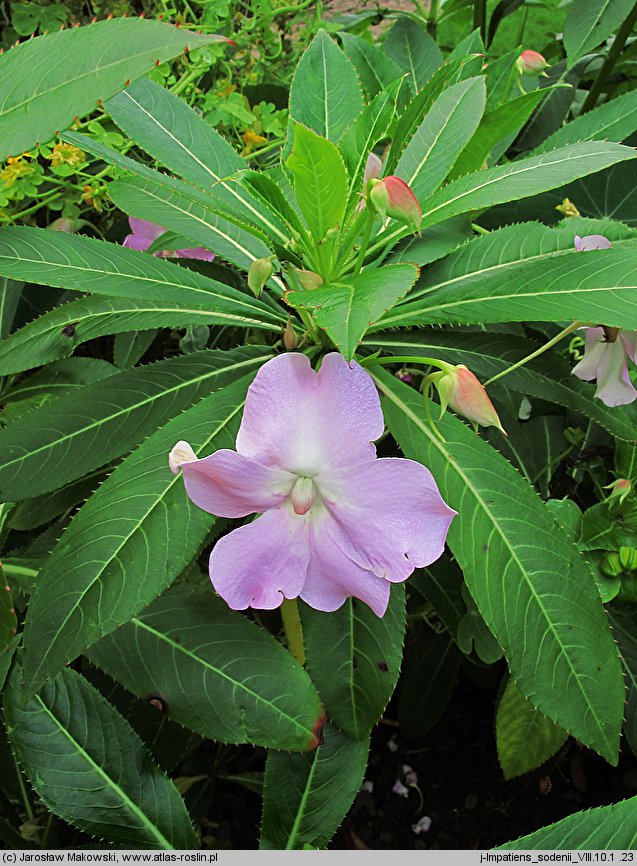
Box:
[174,247,216,262]
[317,458,456,582]
[236,353,385,474]
[181,449,295,518]
[300,512,391,617]
[123,217,164,251]
[574,234,612,251]
[620,330,637,364]
[364,152,382,188]
[572,327,607,381]
[594,338,637,406]
[209,505,310,610]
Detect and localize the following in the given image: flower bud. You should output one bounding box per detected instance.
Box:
[368,176,422,232]
[292,268,324,290]
[433,364,506,434]
[619,546,637,572]
[600,552,623,578]
[282,317,297,351]
[605,477,632,507]
[248,256,275,297]
[516,50,549,75]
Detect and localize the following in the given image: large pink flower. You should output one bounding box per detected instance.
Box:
[572,327,637,406]
[170,353,456,617]
[123,217,215,261]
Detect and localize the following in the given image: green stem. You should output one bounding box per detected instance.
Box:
[426,0,439,37]
[1,562,39,578]
[281,598,305,666]
[473,0,487,42]
[15,761,34,823]
[580,0,637,114]
[354,212,374,275]
[363,354,450,370]
[483,321,584,387]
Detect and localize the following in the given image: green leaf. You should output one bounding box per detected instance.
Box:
[300,585,405,740]
[496,678,568,780]
[375,369,625,763]
[450,87,556,179]
[364,331,637,443]
[0,295,279,378]
[384,17,443,93]
[289,30,364,142]
[375,232,637,331]
[286,263,419,360]
[286,124,348,244]
[395,77,486,202]
[114,329,157,369]
[0,277,21,340]
[4,665,197,849]
[0,572,17,653]
[87,584,324,752]
[260,723,369,850]
[388,218,472,267]
[564,0,635,64]
[398,626,461,737]
[339,32,404,101]
[0,347,270,501]
[20,371,263,699]
[609,610,637,758]
[533,90,637,155]
[0,227,285,322]
[103,79,288,244]
[497,796,637,849]
[339,82,402,219]
[0,18,220,160]
[418,142,636,231]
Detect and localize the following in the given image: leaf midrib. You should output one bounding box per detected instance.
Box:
[33,692,173,849]
[374,372,613,754]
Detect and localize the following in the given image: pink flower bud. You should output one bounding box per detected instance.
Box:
[363,152,382,191]
[606,478,632,507]
[368,176,422,232]
[434,365,506,434]
[516,50,549,75]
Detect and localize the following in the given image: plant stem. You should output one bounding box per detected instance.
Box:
[354,212,374,275]
[473,0,487,43]
[580,0,637,114]
[363,354,450,370]
[484,321,584,386]
[280,598,305,666]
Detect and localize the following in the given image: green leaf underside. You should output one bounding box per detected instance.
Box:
[0,347,270,501]
[0,18,218,160]
[287,263,419,360]
[498,795,637,849]
[376,370,624,763]
[0,227,284,323]
[300,585,405,739]
[4,665,196,849]
[88,585,323,751]
[19,370,267,698]
[496,678,569,780]
[363,331,637,442]
[564,0,636,64]
[260,723,369,850]
[289,30,364,142]
[0,295,279,377]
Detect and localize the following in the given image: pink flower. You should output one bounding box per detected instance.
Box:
[170,353,456,617]
[368,176,422,232]
[123,217,215,261]
[574,234,612,251]
[516,50,549,75]
[572,327,637,406]
[412,816,432,835]
[433,364,506,434]
[392,779,410,798]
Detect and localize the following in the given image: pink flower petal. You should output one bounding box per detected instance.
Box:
[209,505,310,609]
[594,337,637,406]
[620,330,637,364]
[181,449,295,518]
[236,353,385,474]
[123,217,164,251]
[300,512,391,617]
[574,234,612,251]
[174,247,216,262]
[572,327,606,381]
[318,458,456,582]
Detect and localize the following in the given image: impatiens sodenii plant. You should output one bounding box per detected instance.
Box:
[3,14,637,851]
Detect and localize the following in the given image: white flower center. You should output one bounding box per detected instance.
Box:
[290,476,316,515]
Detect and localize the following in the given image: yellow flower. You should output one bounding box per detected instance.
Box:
[50,142,85,168]
[0,156,34,185]
[241,129,267,155]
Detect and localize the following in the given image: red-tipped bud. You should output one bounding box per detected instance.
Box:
[605,478,632,507]
[433,364,506,434]
[516,50,549,75]
[368,176,422,232]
